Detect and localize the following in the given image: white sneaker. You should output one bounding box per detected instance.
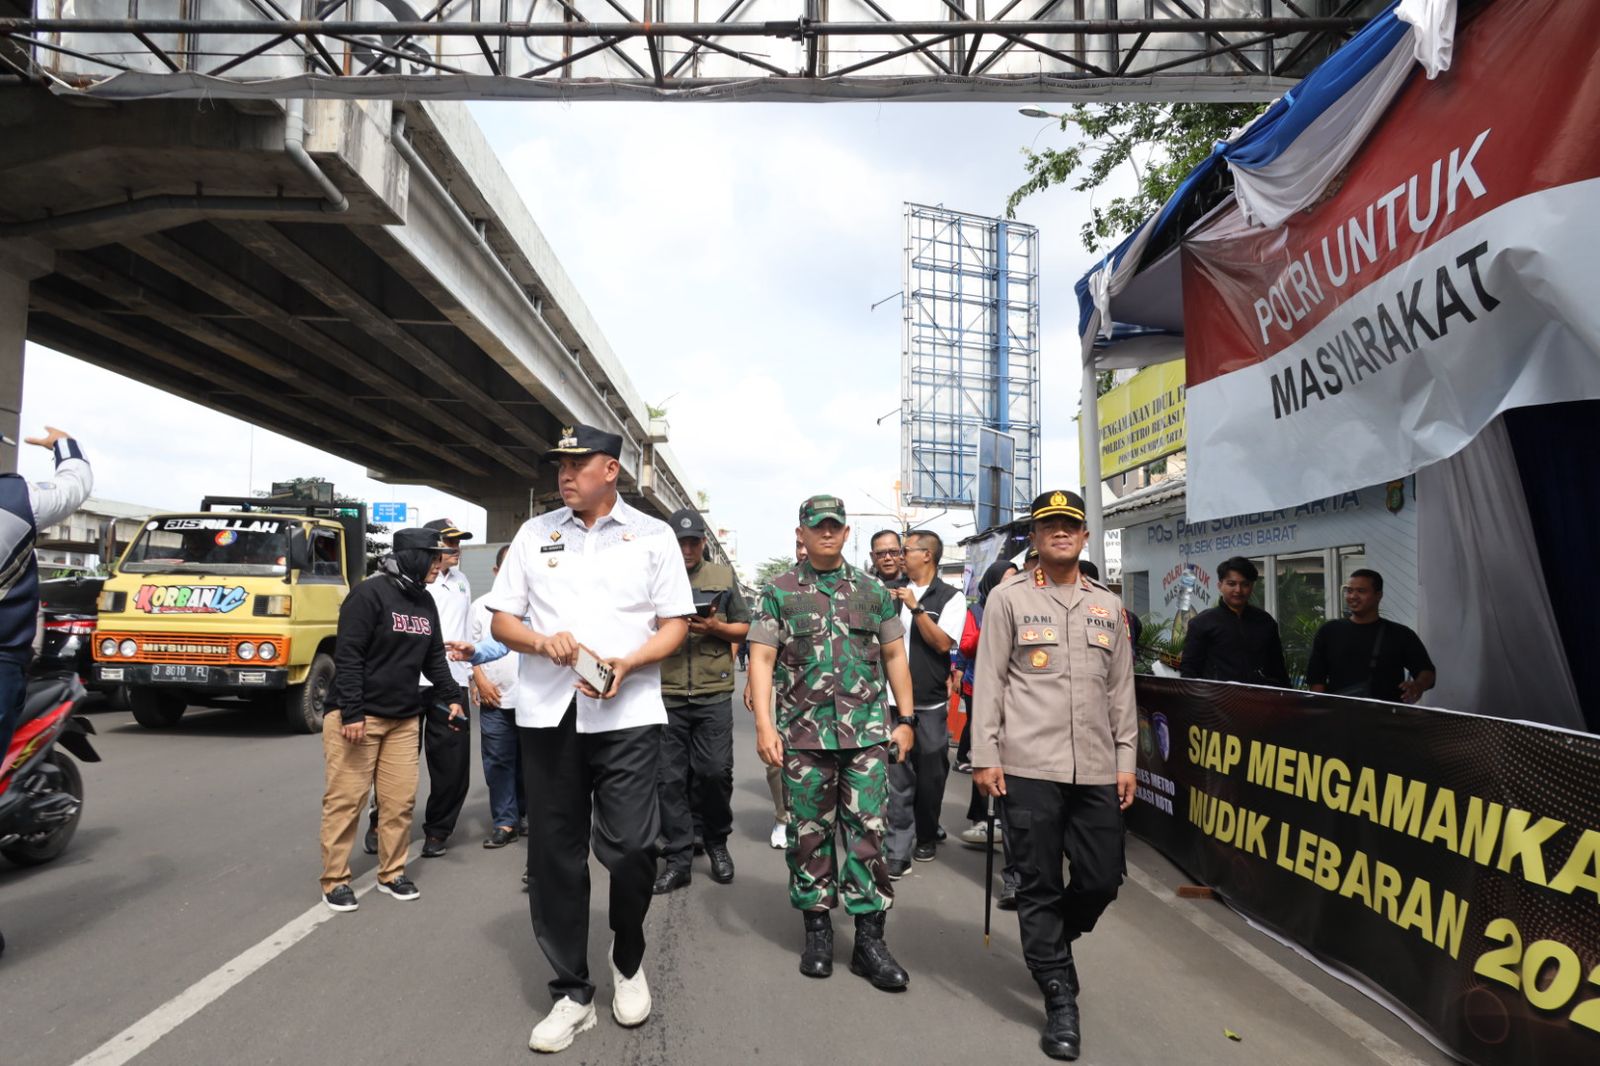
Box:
[609,945,652,1027]
[959,821,1001,848]
[528,997,596,1053]
[769,821,787,849]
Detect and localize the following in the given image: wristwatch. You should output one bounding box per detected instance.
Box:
[910,606,926,616]
[896,714,917,729]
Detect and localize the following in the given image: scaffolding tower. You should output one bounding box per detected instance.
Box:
[901,203,1039,519]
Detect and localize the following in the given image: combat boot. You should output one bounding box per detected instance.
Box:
[848,911,909,991]
[799,911,833,978]
[1038,974,1082,1061]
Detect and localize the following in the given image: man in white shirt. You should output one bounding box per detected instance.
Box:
[486,423,693,1054]
[472,544,524,849]
[884,529,967,878]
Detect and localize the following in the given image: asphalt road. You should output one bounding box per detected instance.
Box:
[0,681,1457,1066]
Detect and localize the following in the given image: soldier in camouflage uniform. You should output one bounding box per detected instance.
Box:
[746,494,917,991]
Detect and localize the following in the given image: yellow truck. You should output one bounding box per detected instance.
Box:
[91,495,366,733]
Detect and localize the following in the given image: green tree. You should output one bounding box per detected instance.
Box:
[1007,102,1267,253]
[754,555,796,587]
[256,476,388,574]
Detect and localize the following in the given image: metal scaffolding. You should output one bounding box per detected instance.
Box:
[901,203,1038,516]
[0,2,1381,101]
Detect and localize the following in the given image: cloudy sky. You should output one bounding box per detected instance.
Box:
[20,102,1123,576]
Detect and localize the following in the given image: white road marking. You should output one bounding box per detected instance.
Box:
[69,847,415,1066]
[1124,859,1432,1066]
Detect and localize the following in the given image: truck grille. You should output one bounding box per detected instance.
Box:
[93,632,290,665]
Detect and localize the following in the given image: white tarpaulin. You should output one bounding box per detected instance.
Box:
[1179,0,1600,521]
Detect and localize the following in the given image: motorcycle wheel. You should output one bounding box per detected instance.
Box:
[1,753,83,867]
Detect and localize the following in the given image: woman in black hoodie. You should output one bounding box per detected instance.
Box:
[318,528,465,911]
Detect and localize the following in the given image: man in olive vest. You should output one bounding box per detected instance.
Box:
[655,508,751,893]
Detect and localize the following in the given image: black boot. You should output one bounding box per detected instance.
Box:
[1038,974,1082,1061]
[849,911,909,991]
[799,911,833,978]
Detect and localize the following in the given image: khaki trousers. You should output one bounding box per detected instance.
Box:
[761,765,787,819]
[320,712,421,891]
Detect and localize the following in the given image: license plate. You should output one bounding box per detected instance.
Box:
[151,664,211,683]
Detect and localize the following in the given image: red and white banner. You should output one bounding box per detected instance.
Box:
[1181,0,1600,520]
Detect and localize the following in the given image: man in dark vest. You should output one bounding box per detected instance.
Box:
[654,508,751,893]
[0,425,93,959]
[884,529,967,877]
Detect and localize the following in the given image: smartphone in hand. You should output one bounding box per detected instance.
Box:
[574,646,616,695]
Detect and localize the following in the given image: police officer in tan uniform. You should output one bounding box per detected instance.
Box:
[971,489,1136,1062]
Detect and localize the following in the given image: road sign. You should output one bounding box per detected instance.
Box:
[372,502,407,524]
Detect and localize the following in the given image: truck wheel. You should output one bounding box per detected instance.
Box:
[285,653,335,734]
[129,689,186,729]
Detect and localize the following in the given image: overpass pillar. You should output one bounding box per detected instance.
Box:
[0,240,54,473]
[0,270,23,472]
[481,473,560,542]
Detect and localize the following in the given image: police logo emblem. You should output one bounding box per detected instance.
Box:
[1029,649,1049,669]
[1050,491,1068,508]
[557,426,578,449]
[1042,628,1056,641]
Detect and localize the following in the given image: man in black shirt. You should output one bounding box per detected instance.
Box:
[1179,557,1289,687]
[318,528,465,912]
[1307,569,1436,703]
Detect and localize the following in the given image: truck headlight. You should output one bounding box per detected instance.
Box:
[255,595,293,617]
[237,641,257,660]
[100,637,118,657]
[257,641,277,662]
[118,638,137,657]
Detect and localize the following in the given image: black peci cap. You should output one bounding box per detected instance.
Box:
[393,527,454,553]
[1030,489,1087,523]
[423,518,472,542]
[544,422,624,462]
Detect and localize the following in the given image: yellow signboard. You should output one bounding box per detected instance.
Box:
[1098,360,1186,480]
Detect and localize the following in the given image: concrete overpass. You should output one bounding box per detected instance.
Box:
[0,81,704,538]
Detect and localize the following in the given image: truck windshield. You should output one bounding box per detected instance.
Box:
[121,516,292,577]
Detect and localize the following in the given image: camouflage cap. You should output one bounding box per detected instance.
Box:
[798,494,847,528]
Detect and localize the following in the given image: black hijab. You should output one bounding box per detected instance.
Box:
[976,559,1019,611]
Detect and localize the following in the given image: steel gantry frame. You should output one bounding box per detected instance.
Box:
[0,2,1379,101]
[901,203,1039,514]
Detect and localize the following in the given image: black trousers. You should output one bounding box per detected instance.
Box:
[658,696,734,870]
[886,706,950,860]
[521,703,661,1005]
[1004,777,1125,982]
[369,689,471,841]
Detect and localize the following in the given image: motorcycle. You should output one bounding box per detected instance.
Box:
[0,673,98,867]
